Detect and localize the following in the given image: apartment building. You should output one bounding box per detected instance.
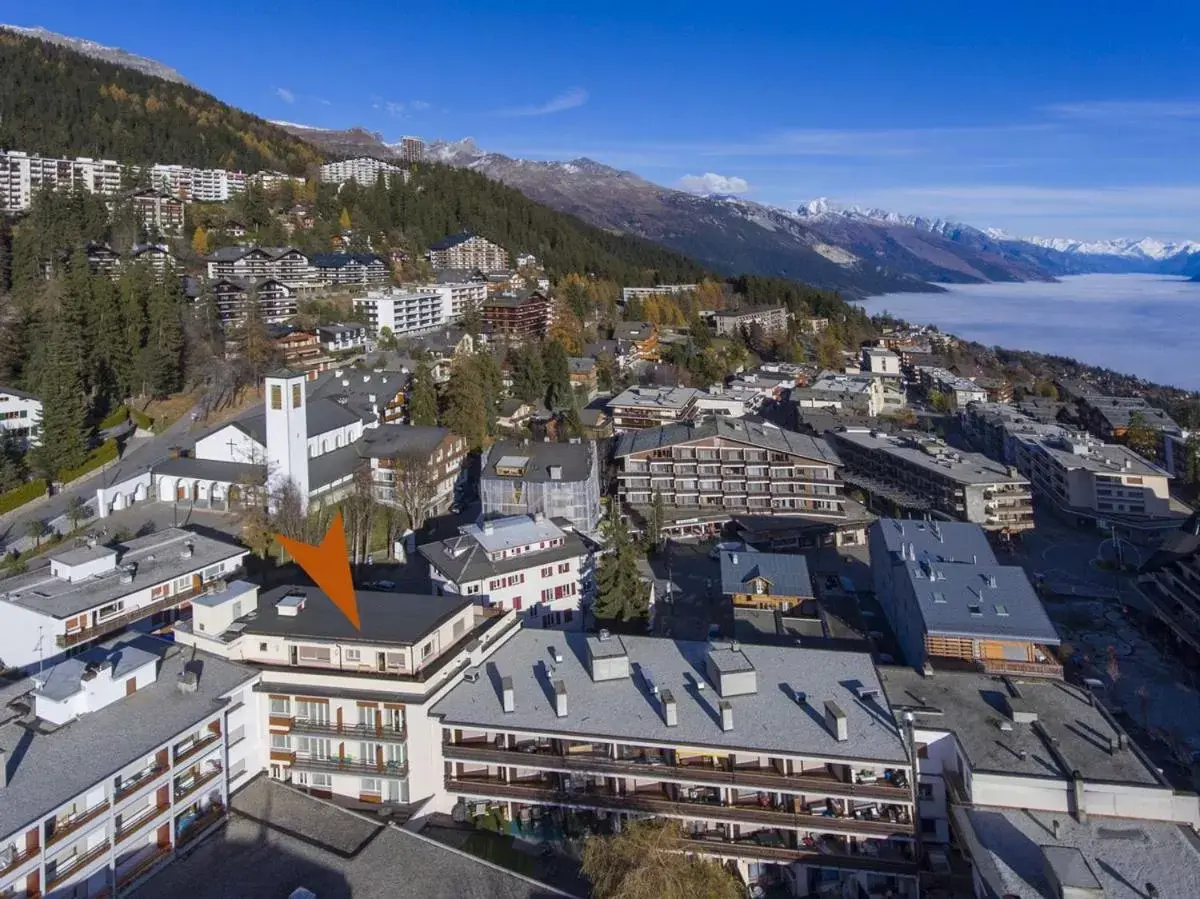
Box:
[248,170,304,191]
[693,385,765,420]
[719,549,815,614]
[915,366,987,410]
[353,287,455,338]
[148,164,247,202]
[316,323,368,353]
[426,233,510,272]
[311,253,390,287]
[1164,430,1200,484]
[480,440,603,532]
[267,327,330,372]
[1076,394,1181,442]
[360,424,467,515]
[962,402,1175,530]
[318,157,404,186]
[868,518,1061,675]
[880,664,1200,896]
[620,284,697,303]
[431,631,921,898]
[205,246,312,285]
[0,385,41,447]
[173,580,520,808]
[308,365,409,427]
[712,306,790,337]
[431,273,488,319]
[794,371,888,417]
[860,347,902,377]
[608,386,700,433]
[614,417,846,535]
[0,528,249,672]
[206,277,297,324]
[1137,527,1200,655]
[827,429,1034,531]
[0,634,261,899]
[421,514,596,629]
[124,190,185,237]
[0,151,123,212]
[481,290,551,340]
[397,137,426,163]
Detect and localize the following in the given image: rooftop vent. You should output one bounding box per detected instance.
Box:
[550,646,563,664]
[553,680,567,717]
[1004,695,1038,724]
[463,668,480,684]
[177,670,199,694]
[825,700,848,742]
[501,675,514,713]
[705,645,757,697]
[482,522,495,536]
[719,700,733,732]
[548,465,563,481]
[180,541,194,560]
[276,591,307,616]
[661,689,678,727]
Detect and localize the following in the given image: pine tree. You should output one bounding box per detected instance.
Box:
[593,514,650,623]
[408,362,439,426]
[648,488,665,551]
[140,263,185,396]
[34,317,91,479]
[442,357,488,450]
[544,340,572,410]
[236,290,278,387]
[512,343,545,405]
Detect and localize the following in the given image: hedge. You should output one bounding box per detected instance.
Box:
[129,408,154,431]
[58,438,119,484]
[0,479,49,515]
[98,405,130,429]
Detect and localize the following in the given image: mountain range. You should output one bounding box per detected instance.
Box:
[7,21,1196,298]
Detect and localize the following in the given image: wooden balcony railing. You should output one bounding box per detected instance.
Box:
[46,840,110,890]
[0,844,39,878]
[177,804,226,847]
[442,744,909,802]
[115,803,170,845]
[677,836,918,876]
[45,801,110,848]
[444,777,913,838]
[114,764,169,803]
[289,720,407,742]
[174,766,223,803]
[174,732,221,766]
[116,845,172,889]
[56,580,216,648]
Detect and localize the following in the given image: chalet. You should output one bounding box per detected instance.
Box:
[207,277,297,324]
[310,253,390,287]
[719,549,816,614]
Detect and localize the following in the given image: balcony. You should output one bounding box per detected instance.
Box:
[292,756,408,777]
[115,801,170,846]
[444,777,911,839]
[45,840,110,890]
[443,744,909,802]
[115,763,169,803]
[174,765,223,803]
[176,803,225,848]
[45,801,110,848]
[56,579,217,648]
[678,836,918,876]
[0,844,39,878]
[978,654,1063,679]
[289,720,407,742]
[115,844,172,890]
[174,731,221,766]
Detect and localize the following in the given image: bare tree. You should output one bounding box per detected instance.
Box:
[389,451,438,534]
[581,820,741,899]
[339,464,377,564]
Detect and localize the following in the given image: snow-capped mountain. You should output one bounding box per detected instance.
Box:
[0,24,191,84]
[1021,235,1200,262]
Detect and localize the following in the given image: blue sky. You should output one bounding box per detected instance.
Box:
[6,0,1200,239]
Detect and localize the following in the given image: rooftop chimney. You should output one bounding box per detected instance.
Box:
[0,747,7,788]
[1052,819,1060,839]
[719,700,733,732]
[177,670,199,694]
[731,552,739,565]
[1071,770,1088,823]
[553,680,567,718]
[180,541,194,560]
[825,700,848,742]
[548,465,563,481]
[661,689,678,726]
[501,675,514,713]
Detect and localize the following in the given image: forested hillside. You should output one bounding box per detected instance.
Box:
[0,30,324,172]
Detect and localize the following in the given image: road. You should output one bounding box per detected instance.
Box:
[0,403,201,555]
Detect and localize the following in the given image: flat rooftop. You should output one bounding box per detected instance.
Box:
[608,385,699,410]
[0,634,254,841]
[955,806,1200,899]
[431,630,910,763]
[483,441,593,484]
[809,371,876,396]
[0,528,247,619]
[234,584,473,647]
[131,777,557,899]
[1023,430,1169,478]
[830,429,1029,486]
[879,666,1159,784]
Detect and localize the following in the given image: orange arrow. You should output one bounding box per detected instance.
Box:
[276,510,360,630]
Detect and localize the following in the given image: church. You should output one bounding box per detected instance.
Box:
[97,369,467,518]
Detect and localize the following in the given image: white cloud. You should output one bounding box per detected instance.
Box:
[496,88,588,117]
[1045,99,1200,121]
[409,100,432,111]
[274,87,295,104]
[678,172,751,195]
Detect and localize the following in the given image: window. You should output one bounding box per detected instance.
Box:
[270,385,282,410]
[270,698,291,715]
[994,604,1009,617]
[917,743,929,759]
[203,564,223,581]
[386,652,407,670]
[259,642,269,652]
[918,783,934,800]
[310,773,332,788]
[297,737,332,758]
[540,566,553,578]
[453,618,466,638]
[513,596,523,610]
[151,583,170,599]
[541,588,554,602]
[345,648,362,662]
[292,384,302,408]
[465,584,480,595]
[557,563,570,574]
[174,575,193,592]
[270,734,290,749]
[361,778,382,794]
[421,642,433,659]
[97,600,125,620]
[297,646,332,664]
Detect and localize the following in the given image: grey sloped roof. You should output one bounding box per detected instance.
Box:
[153,457,265,484]
[308,442,366,490]
[420,529,590,585]
[231,397,361,446]
[431,630,909,763]
[359,424,450,458]
[718,549,813,598]
[906,561,1059,644]
[0,635,254,843]
[482,440,592,484]
[614,416,841,465]
[872,518,997,566]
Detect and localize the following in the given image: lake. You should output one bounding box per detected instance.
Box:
[858,274,1200,391]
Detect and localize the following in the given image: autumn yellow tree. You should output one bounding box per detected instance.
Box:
[692,277,727,311]
[191,225,209,255]
[549,300,584,354]
[338,208,352,231]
